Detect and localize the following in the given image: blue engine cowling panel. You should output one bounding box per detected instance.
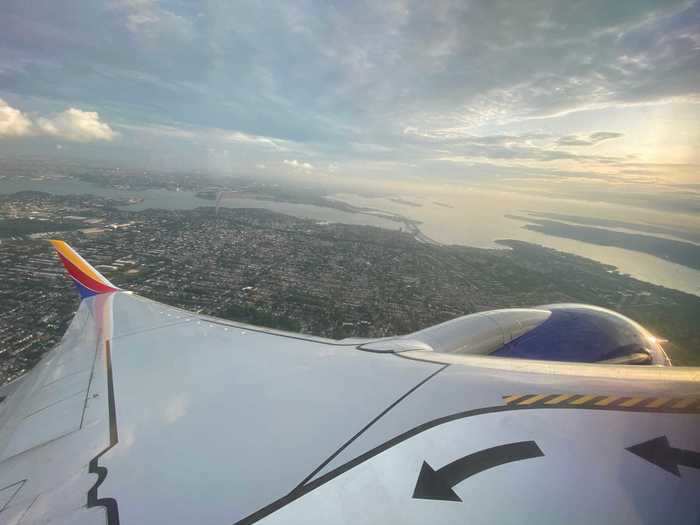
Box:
[491,304,670,365]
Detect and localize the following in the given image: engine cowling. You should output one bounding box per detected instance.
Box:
[359,303,670,365]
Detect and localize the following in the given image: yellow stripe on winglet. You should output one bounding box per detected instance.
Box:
[645,398,669,408]
[619,397,644,408]
[518,394,547,406]
[50,240,114,286]
[545,394,573,405]
[570,395,596,405]
[594,396,618,406]
[671,398,698,409]
[500,393,697,412]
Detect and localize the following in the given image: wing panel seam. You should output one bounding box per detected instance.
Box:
[234,402,700,525]
[294,362,449,490]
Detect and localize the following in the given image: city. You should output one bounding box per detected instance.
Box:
[1,189,698,384]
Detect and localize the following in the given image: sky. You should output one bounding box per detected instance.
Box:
[0,0,698,213]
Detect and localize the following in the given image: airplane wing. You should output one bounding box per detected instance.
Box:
[0,241,697,525]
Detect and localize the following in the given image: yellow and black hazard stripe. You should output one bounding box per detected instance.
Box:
[502,394,700,413]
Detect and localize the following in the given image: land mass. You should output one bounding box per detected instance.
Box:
[523,211,700,244]
[1,191,698,386]
[388,197,422,207]
[507,215,700,270]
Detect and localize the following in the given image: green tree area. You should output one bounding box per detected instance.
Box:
[0,219,84,238]
[218,303,302,333]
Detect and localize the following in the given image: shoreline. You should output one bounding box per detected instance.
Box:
[2,182,698,296]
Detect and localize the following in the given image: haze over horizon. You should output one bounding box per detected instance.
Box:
[1,0,699,216]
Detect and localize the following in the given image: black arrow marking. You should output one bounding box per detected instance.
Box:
[627,436,700,477]
[412,441,544,502]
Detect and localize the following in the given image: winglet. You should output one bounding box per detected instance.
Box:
[50,240,120,299]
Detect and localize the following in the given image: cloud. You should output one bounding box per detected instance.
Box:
[394,2,699,133]
[556,136,593,147]
[283,159,313,171]
[0,99,32,137]
[349,142,393,153]
[117,122,196,140]
[37,108,116,142]
[589,132,623,143]
[407,130,625,163]
[408,131,551,145]
[557,131,623,146]
[436,146,621,164]
[223,131,289,150]
[0,0,696,189]
[115,0,194,40]
[119,121,302,156]
[0,100,116,142]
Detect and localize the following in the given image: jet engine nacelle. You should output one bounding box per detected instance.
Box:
[360,304,670,365]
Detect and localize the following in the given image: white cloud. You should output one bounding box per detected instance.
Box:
[284,159,314,171]
[557,132,623,147]
[115,0,194,40]
[224,131,288,150]
[0,99,33,137]
[119,122,297,152]
[0,101,114,142]
[117,122,196,139]
[37,108,116,142]
[349,142,393,153]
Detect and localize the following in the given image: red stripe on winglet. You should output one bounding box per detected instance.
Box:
[56,252,119,294]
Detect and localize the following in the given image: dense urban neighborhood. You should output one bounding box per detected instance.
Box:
[1,190,698,384]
